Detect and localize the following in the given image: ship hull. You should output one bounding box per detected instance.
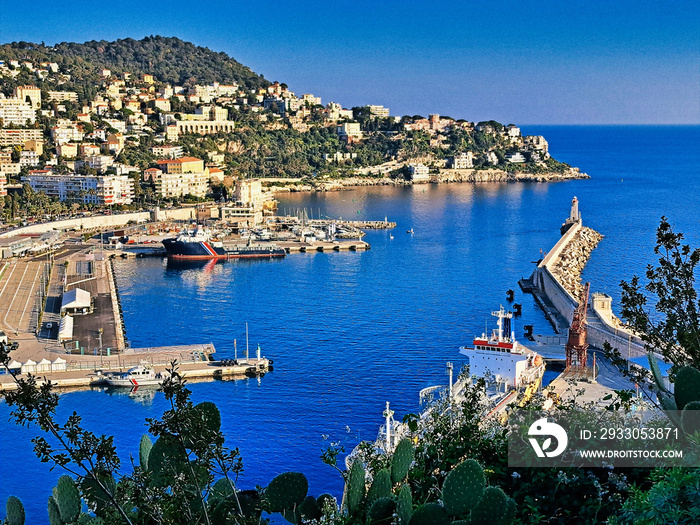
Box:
[162,239,286,260]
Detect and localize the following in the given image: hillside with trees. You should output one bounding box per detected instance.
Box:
[0,36,268,91]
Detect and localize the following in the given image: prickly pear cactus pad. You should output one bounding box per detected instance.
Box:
[391,438,414,483]
[396,484,413,525]
[5,496,25,525]
[442,459,485,517]
[367,497,396,525]
[55,475,81,523]
[366,468,392,503]
[471,486,508,524]
[346,460,366,515]
[674,366,700,410]
[408,503,450,525]
[139,434,152,470]
[265,471,309,512]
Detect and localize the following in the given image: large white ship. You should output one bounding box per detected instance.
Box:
[459,306,545,390]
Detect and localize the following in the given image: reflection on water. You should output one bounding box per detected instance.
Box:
[2,126,700,522]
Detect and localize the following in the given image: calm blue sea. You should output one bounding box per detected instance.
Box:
[2,126,699,521]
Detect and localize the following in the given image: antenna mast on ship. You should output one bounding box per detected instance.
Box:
[491,306,514,342]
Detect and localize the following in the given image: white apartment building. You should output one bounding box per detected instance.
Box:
[0,128,43,146]
[51,125,84,145]
[151,145,183,159]
[302,94,322,106]
[407,163,430,182]
[85,155,114,171]
[0,162,21,175]
[47,91,79,103]
[366,105,390,117]
[505,152,526,163]
[325,102,353,121]
[15,86,41,109]
[19,150,39,167]
[157,172,209,199]
[0,97,36,125]
[337,122,363,143]
[0,173,6,197]
[22,173,134,205]
[450,152,475,169]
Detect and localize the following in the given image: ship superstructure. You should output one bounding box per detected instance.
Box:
[162,227,286,260]
[459,306,544,389]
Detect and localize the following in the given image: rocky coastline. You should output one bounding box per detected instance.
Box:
[269,167,589,193]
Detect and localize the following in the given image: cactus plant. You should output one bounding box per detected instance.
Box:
[47,496,63,525]
[139,434,152,470]
[501,497,517,525]
[5,496,25,525]
[470,486,508,524]
[674,366,700,410]
[265,472,308,513]
[55,475,81,523]
[442,459,485,517]
[298,496,321,521]
[346,459,366,515]
[366,468,392,504]
[148,434,188,487]
[647,352,667,393]
[408,503,450,525]
[682,400,700,434]
[390,438,414,483]
[396,484,412,525]
[366,497,396,525]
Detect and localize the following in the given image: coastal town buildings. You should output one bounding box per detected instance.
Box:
[152,145,183,159]
[450,152,475,169]
[0,54,558,220]
[0,128,43,146]
[22,172,134,205]
[407,163,430,182]
[337,122,363,143]
[366,105,390,117]
[505,152,526,163]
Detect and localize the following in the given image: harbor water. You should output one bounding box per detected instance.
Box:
[2,126,699,521]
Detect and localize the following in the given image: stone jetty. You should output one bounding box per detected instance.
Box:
[549,226,603,299]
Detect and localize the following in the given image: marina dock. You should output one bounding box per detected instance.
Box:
[0,343,272,391]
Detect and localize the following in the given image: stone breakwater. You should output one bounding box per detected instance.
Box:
[269,168,589,193]
[549,226,604,300]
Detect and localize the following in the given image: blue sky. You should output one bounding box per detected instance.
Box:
[2,0,698,124]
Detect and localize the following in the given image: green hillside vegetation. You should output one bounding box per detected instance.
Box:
[0,36,268,92]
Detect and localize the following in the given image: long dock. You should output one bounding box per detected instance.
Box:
[0,343,272,391]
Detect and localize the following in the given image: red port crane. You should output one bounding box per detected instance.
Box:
[566,282,590,372]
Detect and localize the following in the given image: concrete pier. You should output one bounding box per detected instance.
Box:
[0,343,272,391]
[521,198,649,359]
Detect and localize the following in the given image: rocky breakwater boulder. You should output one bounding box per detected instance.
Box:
[550,226,604,299]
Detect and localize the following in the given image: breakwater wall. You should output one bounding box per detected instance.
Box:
[549,227,603,300]
[530,221,584,324]
[529,216,647,358]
